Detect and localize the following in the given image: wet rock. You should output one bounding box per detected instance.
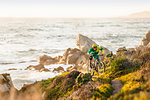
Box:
[40,68,50,72]
[55,56,65,64]
[26,64,49,72]
[53,66,65,73]
[39,55,58,65]
[8,68,17,70]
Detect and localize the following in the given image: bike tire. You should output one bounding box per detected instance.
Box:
[96,61,101,74]
[88,60,94,76]
[101,61,105,73]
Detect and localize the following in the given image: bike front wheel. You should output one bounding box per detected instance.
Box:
[97,61,105,74]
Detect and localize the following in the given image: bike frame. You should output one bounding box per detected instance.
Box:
[88,54,105,75]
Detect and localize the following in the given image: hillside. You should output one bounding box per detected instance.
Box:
[122,11,150,18]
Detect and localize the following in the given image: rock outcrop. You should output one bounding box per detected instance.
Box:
[36,34,111,69]
[117,31,150,60]
[141,30,150,46]
[39,55,58,65]
[25,64,49,72]
[76,34,111,56]
[53,66,65,73]
[60,48,89,65]
[67,81,100,100]
[76,34,96,53]
[18,71,81,100]
[116,47,137,60]
[66,65,87,72]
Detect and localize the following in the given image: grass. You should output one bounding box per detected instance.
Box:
[109,69,150,100]
[91,84,113,100]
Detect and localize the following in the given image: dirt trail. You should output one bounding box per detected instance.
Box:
[112,80,123,95]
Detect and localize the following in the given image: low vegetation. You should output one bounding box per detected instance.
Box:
[17,47,150,100]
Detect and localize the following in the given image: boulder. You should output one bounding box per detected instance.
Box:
[55,56,66,64]
[76,54,89,65]
[26,64,49,72]
[53,66,65,73]
[66,65,87,72]
[61,48,89,66]
[67,51,82,64]
[39,55,58,65]
[62,48,72,62]
[76,34,110,56]
[76,34,96,53]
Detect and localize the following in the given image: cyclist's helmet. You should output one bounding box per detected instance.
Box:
[92,44,97,48]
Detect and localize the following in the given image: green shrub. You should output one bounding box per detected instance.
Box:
[41,71,80,100]
[76,73,92,87]
[94,73,111,84]
[110,57,138,75]
[111,57,129,72]
[92,84,113,100]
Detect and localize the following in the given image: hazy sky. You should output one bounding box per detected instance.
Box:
[0,0,150,17]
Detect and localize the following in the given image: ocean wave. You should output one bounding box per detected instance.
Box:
[27,28,44,31]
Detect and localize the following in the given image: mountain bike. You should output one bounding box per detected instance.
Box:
[88,54,105,76]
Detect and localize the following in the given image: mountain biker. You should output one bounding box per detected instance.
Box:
[88,44,104,65]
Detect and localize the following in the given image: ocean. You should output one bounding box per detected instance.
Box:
[0,18,149,89]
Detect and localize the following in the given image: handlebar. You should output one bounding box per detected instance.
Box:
[99,54,103,56]
[90,54,103,56]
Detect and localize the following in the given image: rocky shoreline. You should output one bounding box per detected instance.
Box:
[0,31,150,100]
[25,34,111,73]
